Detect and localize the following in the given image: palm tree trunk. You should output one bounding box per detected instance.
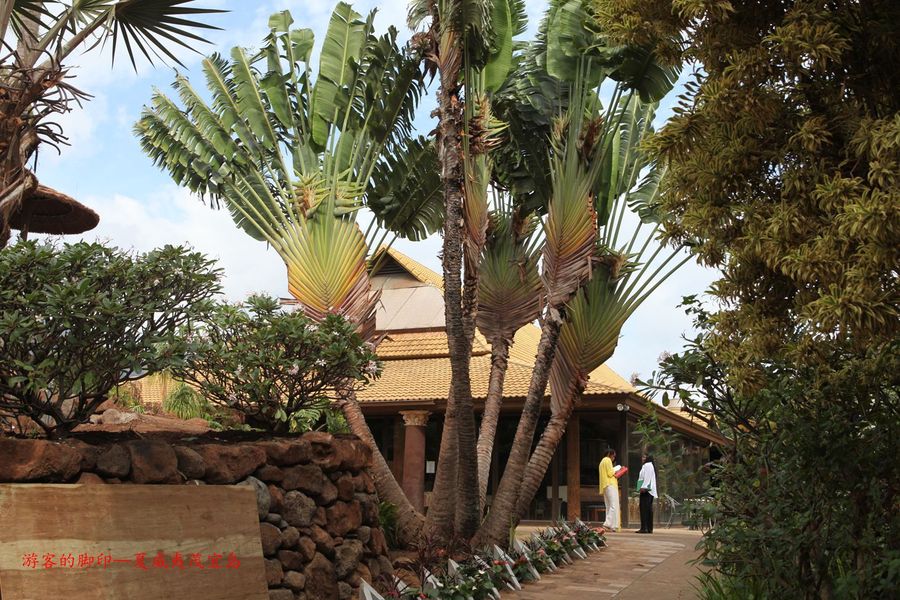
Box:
[341,395,425,547]
[476,337,511,512]
[425,389,458,540]
[431,25,480,540]
[454,252,482,537]
[474,308,564,548]
[514,385,585,520]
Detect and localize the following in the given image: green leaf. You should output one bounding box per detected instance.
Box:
[290,28,315,62]
[483,0,514,92]
[268,10,293,32]
[310,2,367,149]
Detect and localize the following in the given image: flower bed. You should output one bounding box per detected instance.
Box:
[366,520,606,600]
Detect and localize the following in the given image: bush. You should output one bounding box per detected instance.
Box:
[0,241,220,436]
[378,501,399,549]
[162,383,209,420]
[172,294,380,433]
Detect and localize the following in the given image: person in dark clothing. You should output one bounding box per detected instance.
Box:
[636,453,657,534]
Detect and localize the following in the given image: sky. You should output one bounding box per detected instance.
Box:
[31,0,718,385]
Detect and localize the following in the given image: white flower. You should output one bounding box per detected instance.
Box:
[314,358,327,367]
[364,360,379,376]
[629,372,641,386]
[307,324,319,333]
[227,393,238,406]
[288,364,299,376]
[235,364,243,375]
[658,351,672,363]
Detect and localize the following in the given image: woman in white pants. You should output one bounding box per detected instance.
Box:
[599,448,619,531]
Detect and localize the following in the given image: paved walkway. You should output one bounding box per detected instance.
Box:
[503,528,703,599]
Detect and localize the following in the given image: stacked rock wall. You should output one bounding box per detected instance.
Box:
[0,432,391,600]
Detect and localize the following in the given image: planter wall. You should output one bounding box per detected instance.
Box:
[0,432,392,600]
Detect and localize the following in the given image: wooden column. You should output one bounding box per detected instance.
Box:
[566,413,581,520]
[400,411,430,513]
[391,416,405,482]
[619,411,630,529]
[551,449,560,520]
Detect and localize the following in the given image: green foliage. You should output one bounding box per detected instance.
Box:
[0,241,220,436]
[110,383,144,413]
[600,1,900,596]
[642,302,900,597]
[377,500,399,549]
[135,3,440,245]
[162,383,208,420]
[172,294,380,434]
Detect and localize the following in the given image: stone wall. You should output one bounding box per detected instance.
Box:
[0,432,392,600]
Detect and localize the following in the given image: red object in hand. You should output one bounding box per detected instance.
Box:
[613,466,628,479]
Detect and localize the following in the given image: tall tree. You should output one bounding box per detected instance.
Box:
[408,0,523,539]
[475,0,680,546]
[597,0,900,595]
[0,0,223,247]
[136,4,443,546]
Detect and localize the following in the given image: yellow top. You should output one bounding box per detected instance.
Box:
[599,456,618,492]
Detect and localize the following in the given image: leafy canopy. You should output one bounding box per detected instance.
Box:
[597,0,900,595]
[0,240,220,436]
[172,294,381,434]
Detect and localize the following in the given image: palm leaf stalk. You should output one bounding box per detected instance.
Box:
[0,0,223,247]
[135,4,444,546]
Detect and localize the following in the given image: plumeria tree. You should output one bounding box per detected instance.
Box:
[0,241,220,436]
[172,295,380,433]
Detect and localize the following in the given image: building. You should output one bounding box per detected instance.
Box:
[136,247,725,526]
[362,249,725,526]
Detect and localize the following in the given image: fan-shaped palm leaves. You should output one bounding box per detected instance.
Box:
[0,0,223,247]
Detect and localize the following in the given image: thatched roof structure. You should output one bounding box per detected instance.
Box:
[9,185,99,236]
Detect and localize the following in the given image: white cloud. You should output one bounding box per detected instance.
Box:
[37,93,108,167]
[55,187,288,302]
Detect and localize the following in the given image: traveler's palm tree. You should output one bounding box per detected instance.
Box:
[475,0,682,544]
[135,4,443,545]
[406,0,525,538]
[0,0,223,246]
[474,201,543,509]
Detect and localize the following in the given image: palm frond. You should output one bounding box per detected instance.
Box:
[107,0,225,69]
[310,1,367,150]
[477,209,544,343]
[368,137,444,241]
[284,217,379,341]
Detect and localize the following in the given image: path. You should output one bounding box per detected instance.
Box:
[504,528,703,599]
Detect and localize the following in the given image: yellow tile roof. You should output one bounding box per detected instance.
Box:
[377,331,491,359]
[358,352,624,403]
[379,247,444,290]
[363,325,632,402]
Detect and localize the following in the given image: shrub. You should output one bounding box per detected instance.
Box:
[162,383,209,420]
[172,294,380,433]
[378,501,400,549]
[0,241,220,436]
